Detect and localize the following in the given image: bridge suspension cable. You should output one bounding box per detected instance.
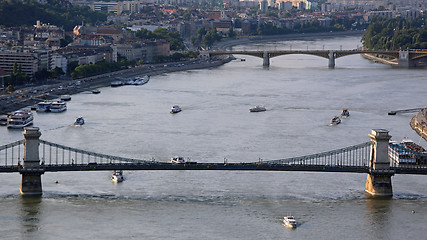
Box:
[263,142,372,167]
[38,139,151,166]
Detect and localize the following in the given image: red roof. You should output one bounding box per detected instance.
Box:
[96,28,122,35]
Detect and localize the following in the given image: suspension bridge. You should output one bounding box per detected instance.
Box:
[1,128,426,196]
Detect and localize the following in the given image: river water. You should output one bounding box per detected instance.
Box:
[1,35,427,239]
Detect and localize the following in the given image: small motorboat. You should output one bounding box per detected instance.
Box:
[330,116,341,125]
[134,75,150,85]
[341,109,350,118]
[74,116,85,126]
[170,156,185,164]
[92,89,101,94]
[111,81,123,87]
[249,105,266,112]
[111,170,124,183]
[60,95,71,101]
[283,216,297,229]
[170,105,182,114]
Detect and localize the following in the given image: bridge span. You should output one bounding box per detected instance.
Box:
[1,128,426,196]
[208,49,427,68]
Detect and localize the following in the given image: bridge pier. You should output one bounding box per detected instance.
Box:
[365,129,393,197]
[263,51,270,67]
[398,50,415,68]
[20,127,44,196]
[328,51,336,69]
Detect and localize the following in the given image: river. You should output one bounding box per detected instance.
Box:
[1,35,426,239]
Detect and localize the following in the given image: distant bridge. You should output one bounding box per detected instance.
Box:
[1,128,426,196]
[208,49,427,68]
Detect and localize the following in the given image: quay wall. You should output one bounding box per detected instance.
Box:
[360,53,398,66]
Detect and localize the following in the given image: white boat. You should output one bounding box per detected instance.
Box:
[341,109,350,118]
[50,101,67,112]
[111,170,124,182]
[0,114,8,126]
[60,95,71,101]
[330,116,341,125]
[170,156,185,164]
[124,79,135,85]
[249,105,266,112]
[132,75,149,85]
[389,139,426,166]
[74,116,85,126]
[36,101,52,112]
[111,81,123,87]
[283,216,297,228]
[170,105,182,114]
[7,110,34,128]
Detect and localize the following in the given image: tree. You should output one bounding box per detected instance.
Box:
[362,16,427,50]
[228,26,236,38]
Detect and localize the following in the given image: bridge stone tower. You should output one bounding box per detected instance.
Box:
[20,127,44,196]
[398,50,414,68]
[365,129,393,197]
[263,51,270,67]
[328,51,336,68]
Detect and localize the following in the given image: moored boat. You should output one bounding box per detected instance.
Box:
[74,116,85,126]
[0,114,8,126]
[36,101,52,112]
[283,216,297,228]
[111,80,123,87]
[50,101,67,112]
[7,110,34,128]
[330,116,341,125]
[111,170,124,182]
[389,138,427,166]
[60,95,71,101]
[170,105,182,114]
[249,105,266,112]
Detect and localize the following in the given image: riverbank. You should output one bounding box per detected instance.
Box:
[410,108,427,141]
[0,56,233,113]
[360,53,398,66]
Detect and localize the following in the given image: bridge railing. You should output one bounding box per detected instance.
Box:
[39,140,150,166]
[0,139,24,167]
[263,142,371,168]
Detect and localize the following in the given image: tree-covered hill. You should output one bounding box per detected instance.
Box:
[362,16,427,50]
[0,0,108,31]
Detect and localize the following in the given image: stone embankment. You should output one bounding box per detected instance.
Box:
[410,108,427,141]
[0,56,232,113]
[360,53,398,66]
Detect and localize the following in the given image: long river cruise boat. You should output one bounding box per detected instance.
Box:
[7,110,34,128]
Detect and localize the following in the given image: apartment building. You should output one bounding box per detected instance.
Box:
[0,51,38,79]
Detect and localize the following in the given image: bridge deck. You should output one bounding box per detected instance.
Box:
[1,139,426,175]
[2,163,426,174]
